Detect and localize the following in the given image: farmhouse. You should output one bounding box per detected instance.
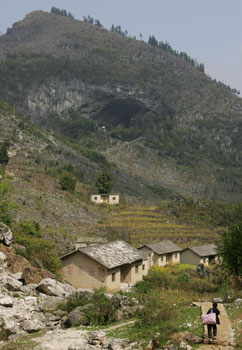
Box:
[180,244,218,266]
[90,194,119,204]
[61,240,143,292]
[138,240,181,267]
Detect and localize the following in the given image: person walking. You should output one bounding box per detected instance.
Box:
[207,302,220,342]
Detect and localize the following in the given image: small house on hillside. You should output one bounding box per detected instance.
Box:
[61,240,143,292]
[180,244,218,266]
[138,240,181,267]
[90,194,119,205]
[75,237,107,249]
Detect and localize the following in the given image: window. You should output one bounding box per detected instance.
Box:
[94,197,97,200]
[142,264,145,270]
[113,197,116,200]
[203,258,206,263]
[175,253,177,259]
[161,256,163,261]
[112,273,116,282]
[135,265,139,273]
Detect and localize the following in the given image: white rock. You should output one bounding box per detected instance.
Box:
[12,272,23,280]
[0,222,13,246]
[68,340,88,350]
[0,273,23,291]
[23,319,44,333]
[0,296,13,307]
[234,298,242,305]
[36,278,74,297]
[0,252,6,261]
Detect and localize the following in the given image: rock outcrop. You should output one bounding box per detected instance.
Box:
[0,223,13,246]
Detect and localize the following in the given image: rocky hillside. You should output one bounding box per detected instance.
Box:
[0,11,242,200]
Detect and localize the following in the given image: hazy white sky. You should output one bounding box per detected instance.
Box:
[1,0,242,93]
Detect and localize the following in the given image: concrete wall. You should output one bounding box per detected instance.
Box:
[154,253,167,266]
[130,261,143,284]
[90,195,102,204]
[106,267,121,292]
[62,251,108,289]
[108,195,120,204]
[90,194,120,205]
[142,259,149,276]
[171,252,180,264]
[180,249,200,265]
[139,247,154,267]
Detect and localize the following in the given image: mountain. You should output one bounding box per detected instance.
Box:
[1,10,242,200]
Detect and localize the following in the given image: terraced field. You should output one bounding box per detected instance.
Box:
[98,205,218,247]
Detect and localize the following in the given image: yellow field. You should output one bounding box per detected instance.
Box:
[98,205,218,246]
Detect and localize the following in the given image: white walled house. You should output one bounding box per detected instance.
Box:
[180,244,218,266]
[61,240,143,292]
[138,240,182,267]
[91,194,119,205]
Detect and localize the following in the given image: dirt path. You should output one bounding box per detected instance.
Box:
[195,302,234,350]
[33,320,136,350]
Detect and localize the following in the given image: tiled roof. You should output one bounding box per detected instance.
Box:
[138,249,150,260]
[144,240,182,255]
[79,240,142,269]
[189,244,218,257]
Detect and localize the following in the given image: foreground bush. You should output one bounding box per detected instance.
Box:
[135,291,176,345]
[59,288,117,325]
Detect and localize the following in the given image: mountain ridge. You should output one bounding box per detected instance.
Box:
[1,11,242,200]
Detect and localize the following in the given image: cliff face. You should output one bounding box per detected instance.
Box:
[1,11,242,200]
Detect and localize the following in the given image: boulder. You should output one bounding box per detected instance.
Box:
[66,307,87,327]
[108,338,130,350]
[37,296,64,311]
[89,331,107,346]
[234,298,242,306]
[68,340,88,350]
[0,223,13,246]
[213,297,223,303]
[36,278,75,297]
[0,296,13,307]
[23,319,45,333]
[0,316,20,334]
[20,284,38,296]
[0,252,7,261]
[0,273,23,291]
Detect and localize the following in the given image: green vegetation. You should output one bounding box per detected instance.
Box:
[0,177,14,225]
[59,172,76,193]
[59,288,117,325]
[51,7,74,18]
[14,221,61,274]
[226,304,242,350]
[0,144,9,166]
[95,170,113,194]
[219,222,242,277]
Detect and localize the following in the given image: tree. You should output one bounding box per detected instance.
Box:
[95,170,113,194]
[148,35,158,47]
[219,222,242,277]
[0,144,9,166]
[59,173,76,192]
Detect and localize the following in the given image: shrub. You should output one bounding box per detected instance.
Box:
[85,289,117,325]
[59,173,76,192]
[59,288,117,325]
[136,291,176,344]
[14,222,61,274]
[95,170,113,194]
